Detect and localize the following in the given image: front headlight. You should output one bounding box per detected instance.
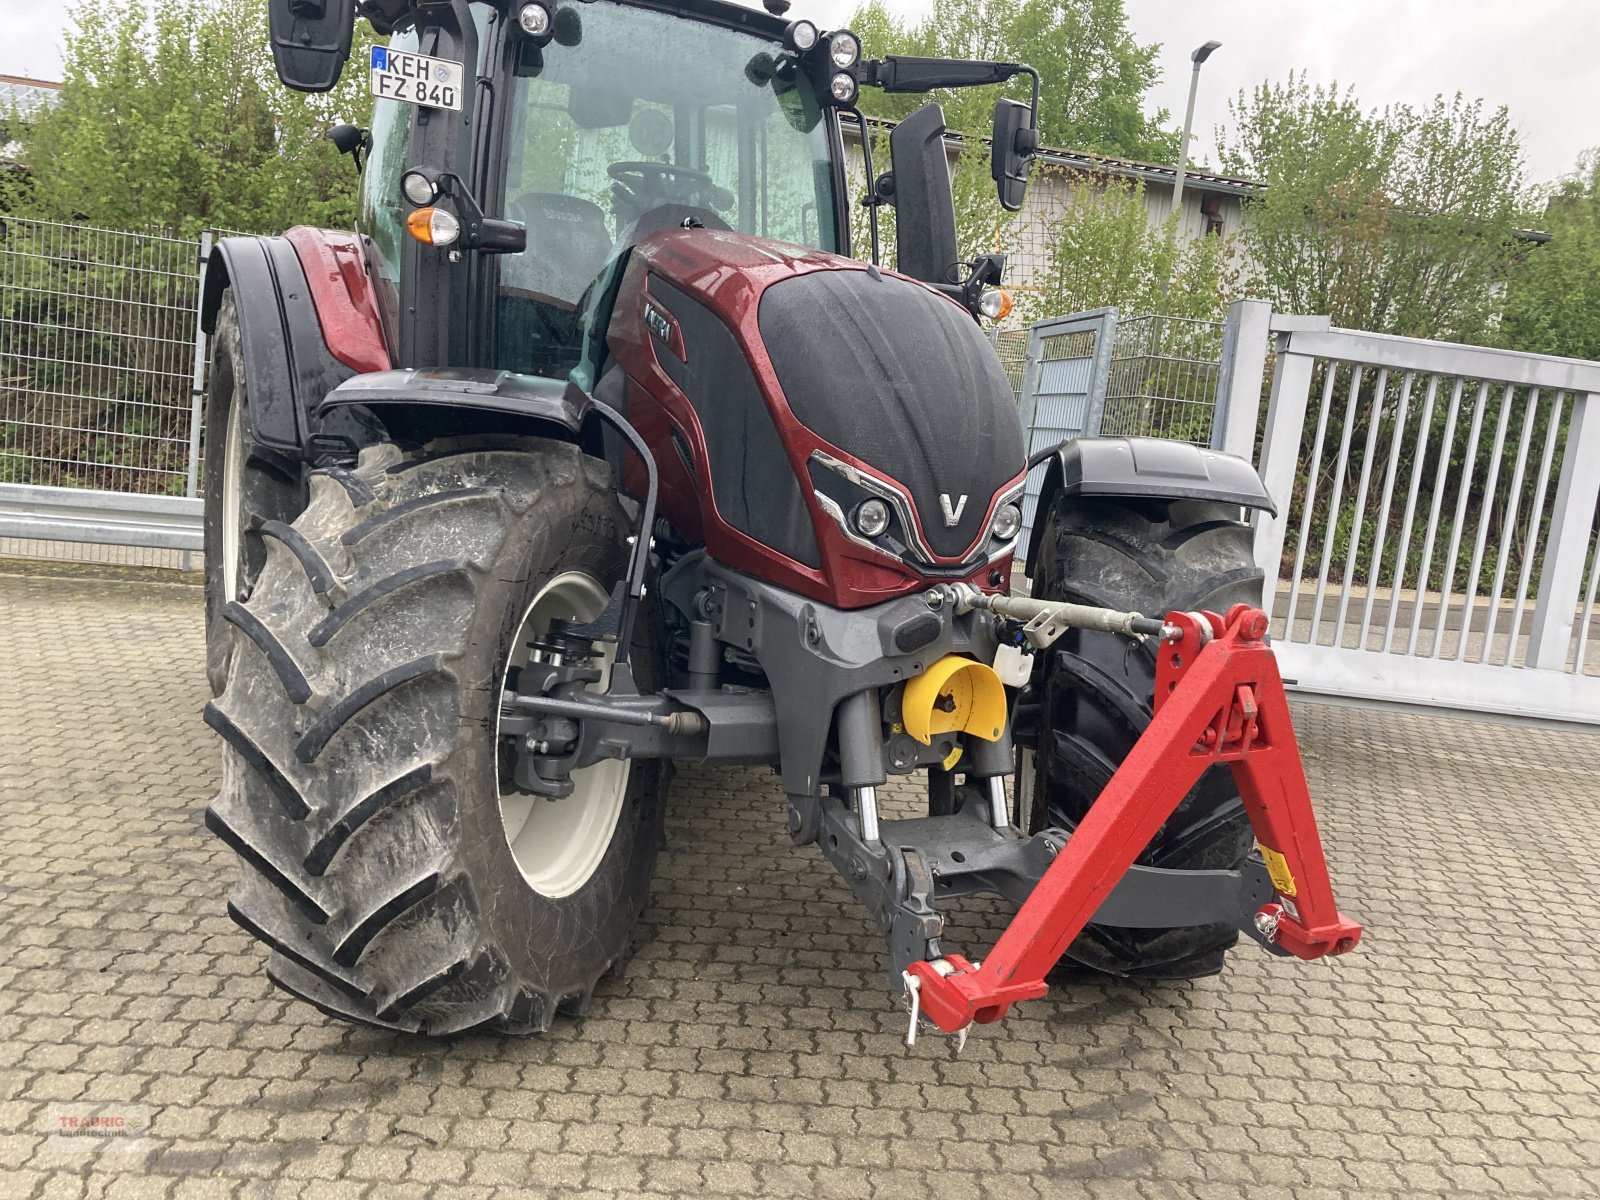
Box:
[854,498,891,538]
[400,169,438,206]
[991,503,1023,541]
[829,72,858,105]
[785,19,819,52]
[517,0,554,42]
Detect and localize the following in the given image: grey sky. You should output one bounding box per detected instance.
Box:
[5,0,1594,184]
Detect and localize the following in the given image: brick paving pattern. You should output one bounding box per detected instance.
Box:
[1,567,1597,1199]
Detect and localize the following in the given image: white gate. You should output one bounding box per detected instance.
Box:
[1249,324,1600,724]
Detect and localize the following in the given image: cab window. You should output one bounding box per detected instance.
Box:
[495,0,839,380]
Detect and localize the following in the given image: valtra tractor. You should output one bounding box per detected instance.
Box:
[202,0,1361,1040]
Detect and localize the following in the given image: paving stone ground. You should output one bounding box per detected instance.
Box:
[2,566,1597,1200]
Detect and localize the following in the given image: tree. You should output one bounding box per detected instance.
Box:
[1216,75,1525,344]
[850,0,1177,163]
[1,0,375,235]
[1014,169,1233,323]
[1499,150,1600,361]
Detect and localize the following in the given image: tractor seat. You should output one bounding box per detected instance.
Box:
[504,192,615,308]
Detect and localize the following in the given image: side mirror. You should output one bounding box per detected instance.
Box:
[991,98,1038,212]
[889,103,960,286]
[268,0,357,93]
[325,123,371,172]
[470,219,529,254]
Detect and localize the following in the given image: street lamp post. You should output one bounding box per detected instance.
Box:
[1171,39,1221,234]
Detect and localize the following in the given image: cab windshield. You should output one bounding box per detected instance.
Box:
[496,0,840,378]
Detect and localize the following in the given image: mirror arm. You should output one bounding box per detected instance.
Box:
[861,56,1040,130]
[863,56,1030,96]
[846,109,883,267]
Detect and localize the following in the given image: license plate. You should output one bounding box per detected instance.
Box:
[369,45,463,111]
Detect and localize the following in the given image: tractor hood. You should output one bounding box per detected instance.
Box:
[756,266,1025,561]
[609,229,1025,606]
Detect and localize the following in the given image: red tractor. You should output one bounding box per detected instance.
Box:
[202,0,1359,1038]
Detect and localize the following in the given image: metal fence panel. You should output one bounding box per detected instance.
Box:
[1013,308,1117,552]
[0,217,202,497]
[1251,324,1600,724]
[1100,314,1227,447]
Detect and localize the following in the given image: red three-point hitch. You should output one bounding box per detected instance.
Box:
[906,603,1364,1035]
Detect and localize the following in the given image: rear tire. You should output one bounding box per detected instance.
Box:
[205,438,669,1034]
[1029,491,1264,979]
[203,290,301,695]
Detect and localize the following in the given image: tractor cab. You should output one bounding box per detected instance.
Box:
[270,0,1039,375]
[362,0,847,380]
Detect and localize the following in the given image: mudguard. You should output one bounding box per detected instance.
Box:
[199,229,390,455]
[1024,437,1275,575]
[319,369,598,450]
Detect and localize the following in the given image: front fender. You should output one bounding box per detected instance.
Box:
[1024,437,1276,575]
[200,231,391,454]
[318,369,599,450]
[281,227,393,373]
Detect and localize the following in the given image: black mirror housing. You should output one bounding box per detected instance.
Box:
[268,0,357,92]
[325,122,372,174]
[888,103,960,287]
[991,98,1037,212]
[325,123,369,155]
[469,218,527,254]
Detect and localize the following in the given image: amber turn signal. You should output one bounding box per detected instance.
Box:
[978,288,1013,322]
[406,206,461,247]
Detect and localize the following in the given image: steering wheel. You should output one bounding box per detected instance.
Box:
[608,161,714,200]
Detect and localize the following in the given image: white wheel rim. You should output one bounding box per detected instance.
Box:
[221,401,245,603]
[1014,748,1036,831]
[495,572,631,899]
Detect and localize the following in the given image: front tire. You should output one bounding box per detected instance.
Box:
[202,289,301,695]
[205,438,669,1034]
[1029,492,1264,979]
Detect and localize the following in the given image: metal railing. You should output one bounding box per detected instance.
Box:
[1100,313,1227,447]
[0,217,216,566]
[1251,324,1600,723]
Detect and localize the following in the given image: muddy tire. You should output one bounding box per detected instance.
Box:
[205,438,670,1034]
[1027,492,1263,979]
[202,289,301,695]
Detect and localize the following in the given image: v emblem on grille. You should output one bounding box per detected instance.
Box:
[938,493,968,526]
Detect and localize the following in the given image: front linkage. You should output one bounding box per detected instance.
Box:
[902,597,1363,1038]
[498,568,1362,1039]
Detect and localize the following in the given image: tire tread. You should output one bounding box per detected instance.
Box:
[1033,491,1263,979]
[207,439,666,1035]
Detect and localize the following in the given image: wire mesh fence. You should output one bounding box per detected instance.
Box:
[0,536,197,571]
[0,217,205,496]
[991,327,1029,402]
[1100,313,1227,445]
